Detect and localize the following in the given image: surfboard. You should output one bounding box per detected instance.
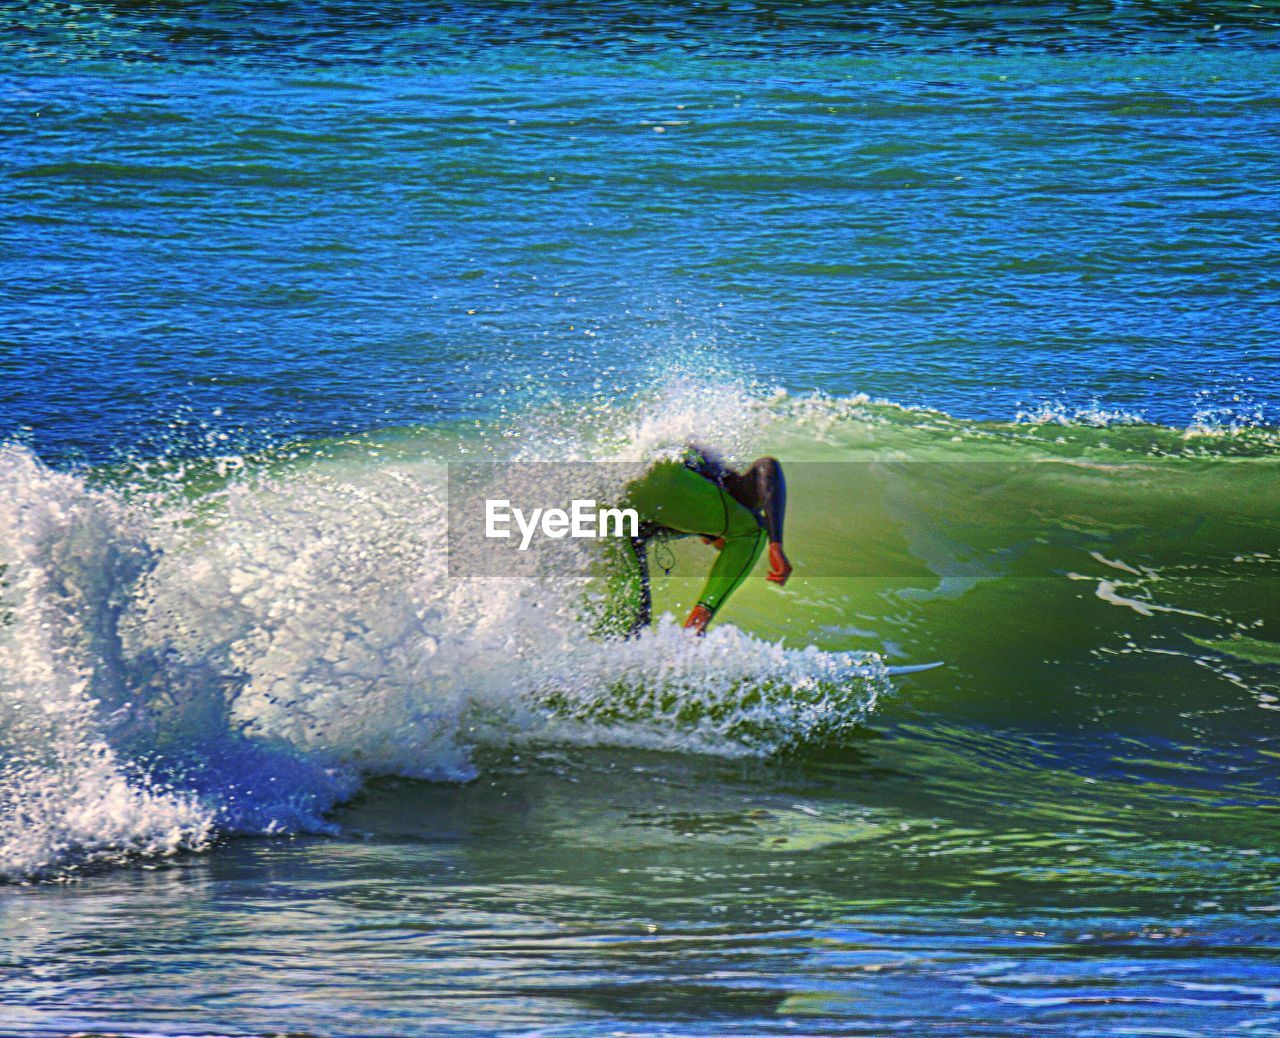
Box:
[886,661,945,675]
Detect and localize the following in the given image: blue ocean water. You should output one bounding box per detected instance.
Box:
[3,2,1278,463]
[3,5,1280,1038]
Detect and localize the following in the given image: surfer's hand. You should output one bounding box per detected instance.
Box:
[766,542,792,586]
[683,603,713,635]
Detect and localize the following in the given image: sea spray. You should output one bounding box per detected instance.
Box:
[0,383,893,878]
[523,617,889,755]
[0,447,212,879]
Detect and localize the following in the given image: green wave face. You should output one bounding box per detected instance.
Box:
[711,450,1279,737]
[83,387,1280,761]
[801,415,1276,747]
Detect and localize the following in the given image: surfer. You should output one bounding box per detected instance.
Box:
[600,447,792,637]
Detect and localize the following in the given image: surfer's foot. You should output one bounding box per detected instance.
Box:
[683,603,713,635]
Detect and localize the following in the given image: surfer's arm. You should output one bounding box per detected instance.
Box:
[727,457,792,586]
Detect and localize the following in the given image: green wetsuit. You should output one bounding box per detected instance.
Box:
[627,460,767,612]
[592,458,769,638]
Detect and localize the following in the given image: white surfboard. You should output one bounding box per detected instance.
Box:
[885,661,945,675]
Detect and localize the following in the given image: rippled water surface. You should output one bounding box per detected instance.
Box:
[5,746,1280,1037]
[4,1,1279,462]
[2,3,1279,1037]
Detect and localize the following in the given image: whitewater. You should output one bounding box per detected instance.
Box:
[1,382,890,880]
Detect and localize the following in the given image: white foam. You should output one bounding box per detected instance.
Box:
[0,446,212,880]
[0,380,891,878]
[1014,399,1145,427]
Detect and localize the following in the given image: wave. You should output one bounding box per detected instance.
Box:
[2,381,1277,880]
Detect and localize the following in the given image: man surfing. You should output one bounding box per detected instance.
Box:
[598,447,792,637]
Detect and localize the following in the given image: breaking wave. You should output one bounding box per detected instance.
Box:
[3,377,1277,880]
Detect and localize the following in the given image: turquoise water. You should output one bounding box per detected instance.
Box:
[3,4,1280,1037]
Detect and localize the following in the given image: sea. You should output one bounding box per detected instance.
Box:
[2,2,1279,1035]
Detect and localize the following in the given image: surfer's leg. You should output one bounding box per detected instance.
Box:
[590,533,650,639]
[630,535,652,633]
[626,462,767,630]
[693,513,766,620]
